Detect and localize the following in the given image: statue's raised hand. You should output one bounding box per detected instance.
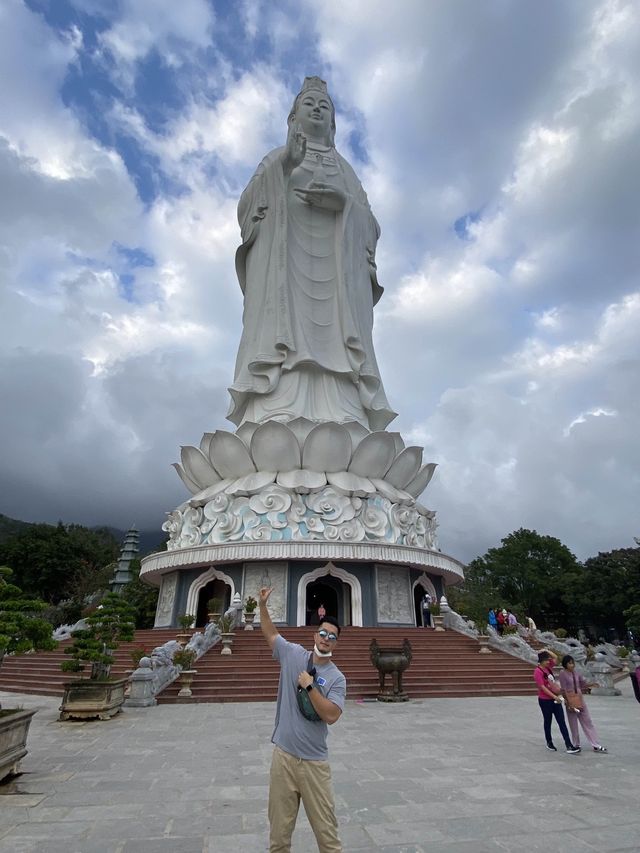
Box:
[282,122,307,175]
[293,180,346,212]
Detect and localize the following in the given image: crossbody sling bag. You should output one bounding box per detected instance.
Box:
[296,652,322,722]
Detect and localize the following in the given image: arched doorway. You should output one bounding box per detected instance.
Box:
[412,573,438,627]
[297,563,363,627]
[186,567,235,627]
[196,578,231,627]
[306,580,340,626]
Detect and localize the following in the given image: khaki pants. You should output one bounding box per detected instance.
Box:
[268,746,342,853]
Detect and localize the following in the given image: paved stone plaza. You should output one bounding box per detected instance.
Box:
[1,679,639,853]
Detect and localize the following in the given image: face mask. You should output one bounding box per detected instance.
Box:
[314,644,332,658]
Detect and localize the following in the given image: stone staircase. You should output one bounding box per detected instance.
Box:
[0,629,176,698]
[0,627,536,703]
[158,627,535,703]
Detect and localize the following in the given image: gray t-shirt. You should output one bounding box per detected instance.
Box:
[271,635,346,761]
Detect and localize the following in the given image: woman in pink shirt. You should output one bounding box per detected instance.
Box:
[534,651,580,754]
[559,655,607,752]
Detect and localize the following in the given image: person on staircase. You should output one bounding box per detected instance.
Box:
[421,592,432,627]
[259,586,346,853]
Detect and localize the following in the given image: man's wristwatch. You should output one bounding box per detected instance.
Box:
[306,683,314,692]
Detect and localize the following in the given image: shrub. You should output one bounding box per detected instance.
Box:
[61,592,135,680]
[554,628,568,639]
[177,613,195,631]
[173,647,197,669]
[244,596,258,613]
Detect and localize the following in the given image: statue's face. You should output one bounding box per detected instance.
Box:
[294,90,333,141]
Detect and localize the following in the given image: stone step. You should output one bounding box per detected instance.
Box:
[0,626,536,702]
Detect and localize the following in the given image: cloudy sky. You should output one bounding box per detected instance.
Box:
[1,0,639,563]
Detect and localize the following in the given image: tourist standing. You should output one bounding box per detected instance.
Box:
[259,587,346,853]
[421,592,432,627]
[507,610,517,627]
[559,655,607,752]
[534,651,580,754]
[496,608,506,635]
[488,609,498,631]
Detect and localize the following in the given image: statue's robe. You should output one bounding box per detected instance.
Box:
[228,143,396,431]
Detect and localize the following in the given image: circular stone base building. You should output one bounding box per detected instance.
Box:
[140,420,464,628]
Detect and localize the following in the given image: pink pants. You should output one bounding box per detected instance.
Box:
[566,702,601,748]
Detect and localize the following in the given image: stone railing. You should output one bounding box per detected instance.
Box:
[441,604,479,640]
[440,601,537,664]
[52,619,87,641]
[530,630,588,666]
[126,621,221,707]
[486,626,538,664]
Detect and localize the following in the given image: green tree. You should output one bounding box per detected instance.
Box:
[574,544,640,638]
[457,528,581,630]
[0,522,119,604]
[120,559,159,629]
[0,566,57,707]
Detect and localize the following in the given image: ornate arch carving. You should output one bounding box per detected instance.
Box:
[296,562,363,627]
[185,566,235,617]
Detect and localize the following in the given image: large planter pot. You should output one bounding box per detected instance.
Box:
[0,709,37,782]
[478,635,492,654]
[177,669,197,699]
[220,633,235,655]
[176,632,192,644]
[432,615,445,632]
[59,678,128,721]
[243,611,256,630]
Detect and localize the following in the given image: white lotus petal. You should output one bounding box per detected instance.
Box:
[235,421,259,448]
[370,478,414,504]
[210,431,256,478]
[348,431,397,477]
[227,471,277,495]
[285,417,316,449]
[384,446,423,488]
[341,421,370,452]
[199,432,214,458]
[404,463,438,498]
[302,423,351,473]
[188,479,234,506]
[251,421,301,471]
[181,446,221,488]
[327,471,375,497]
[416,502,436,518]
[172,463,201,495]
[388,432,405,454]
[277,470,327,491]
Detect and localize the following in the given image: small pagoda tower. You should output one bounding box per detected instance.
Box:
[110,526,140,593]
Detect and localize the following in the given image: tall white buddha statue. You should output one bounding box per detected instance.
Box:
[227,76,396,432]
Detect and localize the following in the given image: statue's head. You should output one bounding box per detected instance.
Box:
[288,76,336,145]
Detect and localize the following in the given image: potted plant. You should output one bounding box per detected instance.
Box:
[477,630,492,654]
[430,602,445,631]
[0,566,56,781]
[218,614,235,655]
[243,595,258,630]
[173,647,197,698]
[207,597,223,624]
[176,613,195,644]
[59,592,135,721]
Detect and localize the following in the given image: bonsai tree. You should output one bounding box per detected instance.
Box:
[207,597,223,617]
[218,614,234,633]
[0,566,57,710]
[177,613,195,631]
[244,595,257,613]
[173,647,197,670]
[61,592,135,680]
